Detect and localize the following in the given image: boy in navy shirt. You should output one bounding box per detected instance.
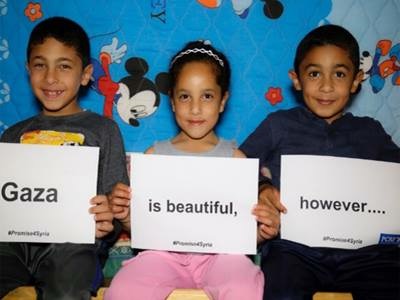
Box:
[241,24,400,300]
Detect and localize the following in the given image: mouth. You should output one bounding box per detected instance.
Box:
[316,98,335,105]
[42,89,63,98]
[188,120,205,125]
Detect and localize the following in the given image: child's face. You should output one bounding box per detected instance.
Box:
[27,37,93,116]
[171,61,228,141]
[289,45,363,123]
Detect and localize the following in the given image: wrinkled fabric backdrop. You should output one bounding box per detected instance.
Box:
[0,0,399,152]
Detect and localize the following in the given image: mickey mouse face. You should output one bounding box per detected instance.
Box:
[116,57,169,127]
[117,84,158,126]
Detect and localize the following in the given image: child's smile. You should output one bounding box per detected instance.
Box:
[42,88,64,99]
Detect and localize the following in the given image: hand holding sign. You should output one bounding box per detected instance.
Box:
[253,184,284,243]
[0,143,99,243]
[89,195,114,238]
[108,182,131,231]
[129,153,259,254]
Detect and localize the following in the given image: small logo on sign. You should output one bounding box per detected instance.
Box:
[379,233,400,245]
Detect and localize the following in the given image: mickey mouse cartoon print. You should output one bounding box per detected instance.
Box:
[360,39,400,93]
[117,57,169,126]
[91,37,169,127]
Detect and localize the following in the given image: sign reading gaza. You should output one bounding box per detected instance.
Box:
[280,155,400,249]
[1,182,58,202]
[130,153,259,255]
[0,143,99,244]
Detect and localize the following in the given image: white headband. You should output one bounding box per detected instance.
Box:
[171,48,224,67]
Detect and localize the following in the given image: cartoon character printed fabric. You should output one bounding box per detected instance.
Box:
[0,1,399,150]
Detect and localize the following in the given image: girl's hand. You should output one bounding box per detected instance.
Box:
[252,184,286,244]
[108,182,131,231]
[89,195,114,238]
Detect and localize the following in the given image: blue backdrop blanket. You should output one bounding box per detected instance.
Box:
[0,0,399,151]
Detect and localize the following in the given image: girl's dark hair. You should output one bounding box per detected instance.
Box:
[294,24,360,75]
[27,16,91,68]
[169,40,231,95]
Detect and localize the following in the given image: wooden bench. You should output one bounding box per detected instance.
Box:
[2,287,105,300]
[2,287,353,300]
[313,293,353,300]
[2,287,210,300]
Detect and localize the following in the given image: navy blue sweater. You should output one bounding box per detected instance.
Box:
[240,107,400,189]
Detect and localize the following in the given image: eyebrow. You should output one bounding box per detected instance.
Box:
[176,88,217,93]
[304,63,352,71]
[333,63,351,71]
[202,88,217,93]
[30,55,74,63]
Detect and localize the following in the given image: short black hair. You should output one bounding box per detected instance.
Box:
[294,24,360,75]
[169,40,231,95]
[27,16,90,68]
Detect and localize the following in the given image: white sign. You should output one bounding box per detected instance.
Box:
[0,143,99,243]
[130,153,259,254]
[280,155,400,249]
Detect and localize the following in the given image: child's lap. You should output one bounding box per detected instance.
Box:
[114,250,261,286]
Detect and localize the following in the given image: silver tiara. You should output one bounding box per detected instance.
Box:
[171,48,224,67]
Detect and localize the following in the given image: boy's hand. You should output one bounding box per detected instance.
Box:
[259,183,286,213]
[108,183,131,231]
[252,184,286,244]
[89,195,114,239]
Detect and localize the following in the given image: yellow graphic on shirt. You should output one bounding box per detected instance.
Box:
[20,130,85,146]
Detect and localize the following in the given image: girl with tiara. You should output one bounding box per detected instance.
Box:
[105,40,264,300]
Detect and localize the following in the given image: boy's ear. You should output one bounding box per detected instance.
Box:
[81,64,93,86]
[289,70,302,91]
[26,62,31,75]
[350,70,364,93]
[219,91,229,113]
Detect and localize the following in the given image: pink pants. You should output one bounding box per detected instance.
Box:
[105,250,264,300]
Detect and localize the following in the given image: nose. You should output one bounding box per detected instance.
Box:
[320,75,334,92]
[190,99,201,115]
[45,68,58,84]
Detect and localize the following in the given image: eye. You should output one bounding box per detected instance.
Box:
[335,71,346,78]
[177,93,190,102]
[308,71,320,78]
[59,64,72,70]
[202,93,214,101]
[32,63,45,70]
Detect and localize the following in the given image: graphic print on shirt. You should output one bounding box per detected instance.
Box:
[20,130,84,146]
